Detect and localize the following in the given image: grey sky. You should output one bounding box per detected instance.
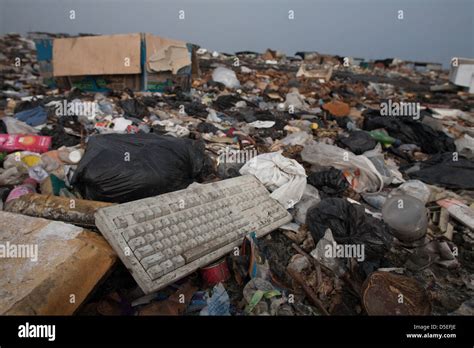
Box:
[1,0,473,66]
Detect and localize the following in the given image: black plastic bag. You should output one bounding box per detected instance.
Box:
[40,123,81,148]
[403,153,474,189]
[362,109,455,154]
[337,131,376,155]
[213,94,243,111]
[307,168,349,196]
[306,198,393,275]
[71,134,213,203]
[197,122,219,134]
[0,119,7,134]
[119,99,149,119]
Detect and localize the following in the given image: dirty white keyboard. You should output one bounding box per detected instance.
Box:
[95,175,292,293]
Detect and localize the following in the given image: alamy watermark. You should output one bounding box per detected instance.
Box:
[0,241,38,262]
[55,100,98,120]
[217,147,258,165]
[324,242,365,262]
[380,100,420,120]
[18,322,55,341]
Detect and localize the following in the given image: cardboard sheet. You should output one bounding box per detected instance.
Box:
[145,34,191,74]
[53,34,141,77]
[0,212,116,315]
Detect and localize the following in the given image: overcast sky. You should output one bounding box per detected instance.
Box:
[1,0,473,66]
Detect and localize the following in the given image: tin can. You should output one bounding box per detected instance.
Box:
[200,258,230,286]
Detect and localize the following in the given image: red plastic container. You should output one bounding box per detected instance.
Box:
[200,258,230,286]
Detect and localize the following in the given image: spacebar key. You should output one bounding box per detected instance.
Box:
[183,237,228,263]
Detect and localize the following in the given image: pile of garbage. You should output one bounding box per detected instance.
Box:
[1,33,473,316]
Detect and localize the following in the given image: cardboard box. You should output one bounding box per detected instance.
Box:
[35,33,197,92]
[53,33,142,77]
[143,33,194,91]
[449,57,474,93]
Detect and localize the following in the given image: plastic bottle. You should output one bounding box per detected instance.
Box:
[382,195,428,242]
[368,130,401,147]
[57,147,84,164]
[5,178,38,204]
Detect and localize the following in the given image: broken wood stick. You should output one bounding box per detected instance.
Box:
[287,267,329,316]
[291,243,360,298]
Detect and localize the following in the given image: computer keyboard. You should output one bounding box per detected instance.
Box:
[95,175,292,293]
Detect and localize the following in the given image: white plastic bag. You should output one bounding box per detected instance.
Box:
[239,151,307,209]
[1,116,38,134]
[294,184,321,224]
[212,67,240,89]
[455,134,474,159]
[281,131,313,146]
[301,142,384,193]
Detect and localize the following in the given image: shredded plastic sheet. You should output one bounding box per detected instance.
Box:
[199,283,230,316]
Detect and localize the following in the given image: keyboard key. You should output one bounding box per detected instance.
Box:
[171,245,183,256]
[143,209,154,221]
[113,216,128,229]
[153,230,164,240]
[151,206,162,218]
[122,229,136,241]
[183,236,230,263]
[135,245,155,260]
[160,260,175,274]
[147,264,164,280]
[133,211,146,223]
[141,252,165,269]
[161,238,172,248]
[163,248,174,259]
[133,225,146,235]
[162,227,172,237]
[144,233,155,243]
[128,236,146,250]
[143,222,154,233]
[171,255,185,268]
[152,241,163,251]
[195,236,205,245]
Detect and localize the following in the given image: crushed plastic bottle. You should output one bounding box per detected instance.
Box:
[382,195,428,242]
